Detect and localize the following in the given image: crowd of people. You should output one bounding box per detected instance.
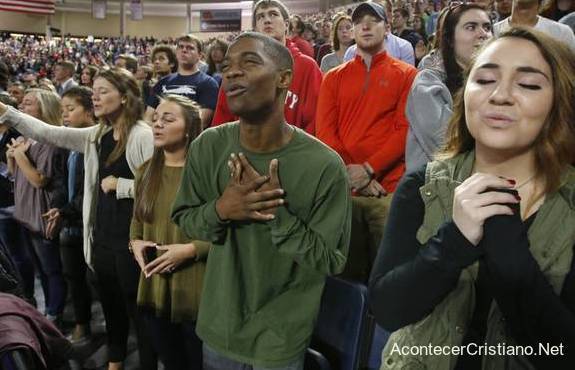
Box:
[0,0,574,369]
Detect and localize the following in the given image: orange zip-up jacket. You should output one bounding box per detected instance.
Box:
[316,51,416,192]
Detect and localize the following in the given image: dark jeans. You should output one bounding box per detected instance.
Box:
[25,232,66,317]
[59,228,92,325]
[142,313,202,370]
[0,208,34,300]
[92,243,157,369]
[203,344,305,370]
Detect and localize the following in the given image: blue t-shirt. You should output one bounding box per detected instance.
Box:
[147,71,219,110]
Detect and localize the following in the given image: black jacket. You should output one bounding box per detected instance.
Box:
[0,128,21,208]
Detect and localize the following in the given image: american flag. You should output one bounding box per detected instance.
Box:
[0,0,55,15]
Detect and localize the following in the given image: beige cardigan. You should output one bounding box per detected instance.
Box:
[0,106,154,267]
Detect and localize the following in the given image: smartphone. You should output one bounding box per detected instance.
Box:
[144,246,157,264]
[485,187,520,215]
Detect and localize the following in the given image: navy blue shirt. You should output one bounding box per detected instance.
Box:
[147,71,219,110]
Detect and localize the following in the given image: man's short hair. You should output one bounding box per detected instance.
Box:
[252,0,290,29]
[57,61,76,75]
[231,32,293,72]
[290,14,305,35]
[62,86,94,112]
[177,34,204,54]
[8,81,24,90]
[0,93,17,108]
[393,8,410,20]
[151,44,178,72]
[117,54,138,74]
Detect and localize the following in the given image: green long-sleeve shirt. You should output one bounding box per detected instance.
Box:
[171,122,351,367]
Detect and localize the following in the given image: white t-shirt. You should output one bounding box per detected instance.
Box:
[493,16,575,51]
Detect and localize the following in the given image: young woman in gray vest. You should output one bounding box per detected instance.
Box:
[369,28,575,369]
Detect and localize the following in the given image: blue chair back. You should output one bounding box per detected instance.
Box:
[311,277,369,370]
[366,323,391,370]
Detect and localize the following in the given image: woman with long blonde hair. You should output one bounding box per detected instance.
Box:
[6,88,68,325]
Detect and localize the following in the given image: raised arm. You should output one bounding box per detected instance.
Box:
[0,105,91,153]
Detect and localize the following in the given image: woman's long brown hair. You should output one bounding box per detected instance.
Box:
[95,68,143,167]
[439,27,575,198]
[133,95,202,224]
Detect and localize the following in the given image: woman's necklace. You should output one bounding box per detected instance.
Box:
[515,174,537,190]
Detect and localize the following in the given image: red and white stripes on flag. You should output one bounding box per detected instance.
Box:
[0,0,55,15]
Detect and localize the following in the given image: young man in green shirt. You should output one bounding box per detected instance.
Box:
[171,32,351,369]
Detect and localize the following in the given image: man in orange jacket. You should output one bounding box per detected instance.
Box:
[316,2,416,282]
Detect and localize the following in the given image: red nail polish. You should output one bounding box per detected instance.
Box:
[515,194,521,201]
[508,179,516,185]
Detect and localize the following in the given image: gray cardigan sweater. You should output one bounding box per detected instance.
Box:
[405,51,453,172]
[0,106,153,267]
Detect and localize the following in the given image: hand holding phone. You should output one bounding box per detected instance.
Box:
[144,245,157,264]
[484,187,521,216]
[452,173,519,245]
[130,240,157,271]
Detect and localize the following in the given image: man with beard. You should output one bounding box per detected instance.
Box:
[316,2,416,282]
[171,32,351,370]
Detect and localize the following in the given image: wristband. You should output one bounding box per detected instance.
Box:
[363,162,375,179]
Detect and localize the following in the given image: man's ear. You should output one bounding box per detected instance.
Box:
[277,68,293,89]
